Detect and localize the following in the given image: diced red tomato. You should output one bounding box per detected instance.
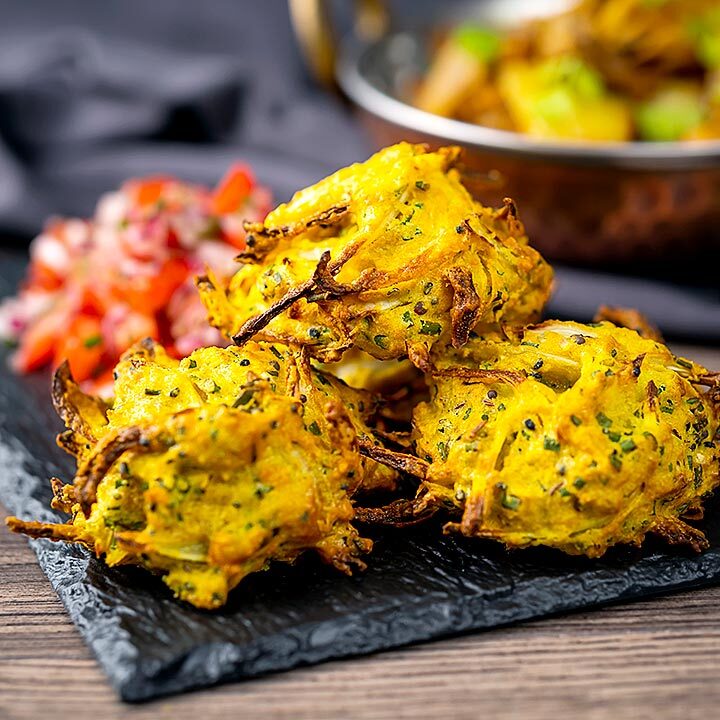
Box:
[12,311,65,373]
[122,257,189,314]
[104,309,158,357]
[78,285,109,316]
[223,229,248,251]
[1,166,271,394]
[54,314,104,382]
[212,165,255,215]
[132,178,171,208]
[28,261,65,292]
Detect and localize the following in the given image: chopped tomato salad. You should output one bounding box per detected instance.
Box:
[0,167,271,395]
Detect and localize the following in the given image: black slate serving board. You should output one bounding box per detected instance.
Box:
[2,253,720,703]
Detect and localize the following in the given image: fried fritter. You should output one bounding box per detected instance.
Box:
[405,321,720,557]
[56,339,397,493]
[593,305,663,342]
[6,340,395,608]
[199,143,553,362]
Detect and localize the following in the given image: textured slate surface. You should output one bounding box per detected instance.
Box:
[2,251,720,703]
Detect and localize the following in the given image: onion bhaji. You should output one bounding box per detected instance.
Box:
[6,142,720,612]
[198,142,553,363]
[405,321,720,557]
[6,340,397,608]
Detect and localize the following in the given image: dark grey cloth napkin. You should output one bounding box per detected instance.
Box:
[0,0,370,231]
[0,0,717,342]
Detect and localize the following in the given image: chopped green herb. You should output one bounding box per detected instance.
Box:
[570,415,582,426]
[419,320,442,336]
[188,359,197,369]
[144,388,161,396]
[373,334,390,350]
[596,412,612,428]
[83,335,102,348]
[437,441,449,461]
[169,387,180,398]
[544,437,561,452]
[254,482,273,499]
[233,389,255,407]
[308,421,322,436]
[400,209,415,225]
[500,486,521,511]
[620,439,637,453]
[415,180,429,191]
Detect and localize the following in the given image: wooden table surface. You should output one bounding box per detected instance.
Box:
[2,344,720,720]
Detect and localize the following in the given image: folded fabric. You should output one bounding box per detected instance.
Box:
[0,0,368,234]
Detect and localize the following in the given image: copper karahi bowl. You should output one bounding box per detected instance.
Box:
[327,1,720,266]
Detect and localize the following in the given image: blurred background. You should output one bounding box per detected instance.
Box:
[0,0,379,236]
[0,0,718,347]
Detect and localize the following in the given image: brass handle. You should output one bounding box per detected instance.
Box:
[289,0,389,88]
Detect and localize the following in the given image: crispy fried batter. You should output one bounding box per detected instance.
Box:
[198,143,553,363]
[593,306,663,342]
[10,398,371,609]
[405,321,720,556]
[9,139,720,611]
[58,340,398,494]
[52,360,109,453]
[7,340,403,608]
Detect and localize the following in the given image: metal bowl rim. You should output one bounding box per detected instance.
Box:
[337,33,720,170]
